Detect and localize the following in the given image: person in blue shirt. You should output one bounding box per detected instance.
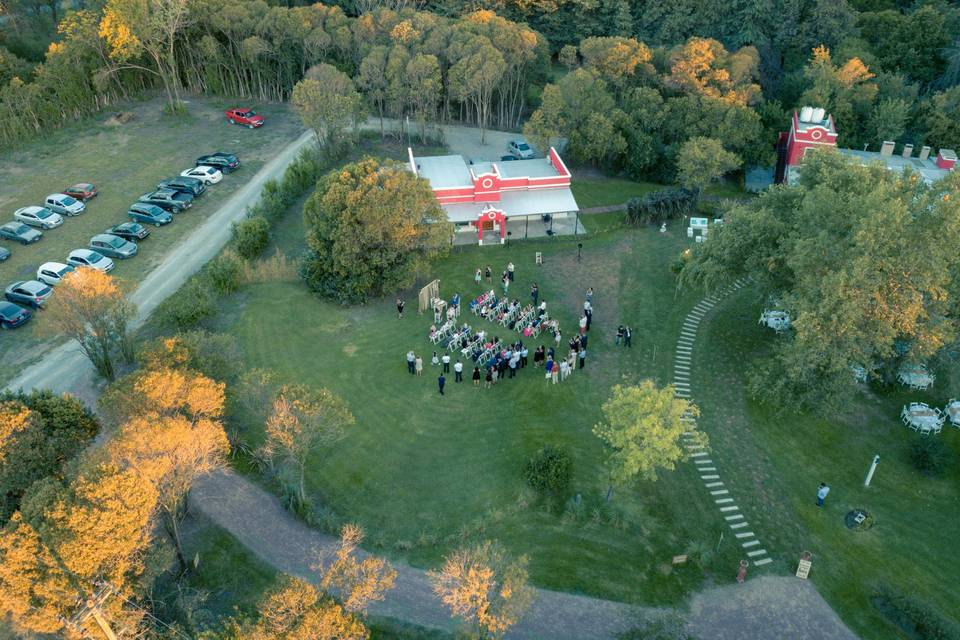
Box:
[438,373,446,395]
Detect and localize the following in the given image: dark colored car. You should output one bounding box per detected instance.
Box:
[500,155,517,161]
[138,189,193,213]
[128,203,173,227]
[89,233,138,259]
[0,301,31,329]
[225,108,264,128]
[157,176,205,196]
[106,222,150,241]
[63,183,98,201]
[196,152,240,173]
[0,222,42,244]
[0,247,10,262]
[5,280,53,308]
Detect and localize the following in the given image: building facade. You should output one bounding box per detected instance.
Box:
[409,147,581,245]
[775,105,956,185]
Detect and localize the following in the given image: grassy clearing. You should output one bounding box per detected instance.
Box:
[570,175,748,210]
[0,95,303,371]
[209,201,749,607]
[694,287,960,639]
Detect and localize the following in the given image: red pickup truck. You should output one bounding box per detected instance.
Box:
[225,108,264,128]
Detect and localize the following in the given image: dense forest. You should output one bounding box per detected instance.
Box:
[2,0,960,182]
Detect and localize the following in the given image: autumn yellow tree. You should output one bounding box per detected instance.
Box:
[316,524,397,613]
[430,540,535,639]
[666,37,761,106]
[45,267,135,381]
[260,385,354,506]
[109,366,228,574]
[247,574,368,640]
[99,0,190,113]
[0,462,159,638]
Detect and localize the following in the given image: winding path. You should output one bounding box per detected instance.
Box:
[673,278,773,568]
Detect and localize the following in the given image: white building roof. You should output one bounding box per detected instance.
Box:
[498,158,564,179]
[838,149,950,185]
[415,154,473,188]
[442,188,579,223]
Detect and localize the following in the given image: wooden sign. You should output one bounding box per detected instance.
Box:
[796,559,812,579]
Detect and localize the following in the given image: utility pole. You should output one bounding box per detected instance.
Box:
[63,581,119,640]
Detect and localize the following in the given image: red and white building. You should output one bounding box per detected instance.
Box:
[776,105,956,185]
[408,147,581,245]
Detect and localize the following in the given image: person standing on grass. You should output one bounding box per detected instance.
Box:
[407,350,416,374]
[431,351,440,367]
[442,353,451,373]
[472,366,481,386]
[502,273,510,296]
[415,355,423,376]
[579,348,587,369]
[816,482,830,507]
[624,326,632,348]
[586,287,593,304]
[454,360,463,382]
[585,306,593,331]
[545,357,553,382]
[579,313,588,336]
[580,332,588,350]
[531,282,539,306]
[475,268,482,286]
[438,373,446,395]
[616,325,625,346]
[551,359,560,384]
[554,329,562,348]
[520,345,529,367]
[485,265,492,284]
[485,367,493,388]
[507,261,515,281]
[491,366,499,385]
[396,298,405,319]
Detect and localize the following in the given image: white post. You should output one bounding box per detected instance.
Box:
[864,454,880,487]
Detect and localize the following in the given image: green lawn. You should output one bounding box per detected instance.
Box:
[571,175,748,209]
[0,96,303,372]
[209,206,751,607]
[694,288,960,639]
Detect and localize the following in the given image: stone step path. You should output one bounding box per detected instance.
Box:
[673,278,773,568]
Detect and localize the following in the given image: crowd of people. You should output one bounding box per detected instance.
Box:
[402,259,633,395]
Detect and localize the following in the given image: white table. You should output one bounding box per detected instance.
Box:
[901,403,943,434]
[898,365,934,390]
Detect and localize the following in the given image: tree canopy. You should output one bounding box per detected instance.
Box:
[301,157,452,303]
[680,150,960,411]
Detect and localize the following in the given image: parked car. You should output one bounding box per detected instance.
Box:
[0,301,32,329]
[0,247,9,262]
[128,203,173,227]
[36,262,76,286]
[67,249,115,273]
[44,193,85,216]
[158,176,205,196]
[225,108,264,128]
[137,189,193,212]
[106,222,150,242]
[89,233,137,259]
[196,152,239,173]
[507,139,535,159]
[62,183,98,201]
[0,222,42,244]
[5,280,52,308]
[500,155,517,161]
[180,166,222,185]
[14,205,63,230]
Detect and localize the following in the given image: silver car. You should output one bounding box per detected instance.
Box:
[89,233,138,259]
[44,193,86,216]
[67,249,115,273]
[508,139,535,159]
[4,280,53,308]
[14,206,63,230]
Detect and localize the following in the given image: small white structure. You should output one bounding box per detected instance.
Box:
[759,309,791,332]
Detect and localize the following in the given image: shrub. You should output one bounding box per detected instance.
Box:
[156,276,216,328]
[909,436,951,476]
[626,188,695,226]
[138,330,242,382]
[206,250,243,294]
[872,585,960,640]
[523,445,573,498]
[232,216,270,260]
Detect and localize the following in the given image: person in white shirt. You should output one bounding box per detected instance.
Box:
[441,353,451,373]
[454,360,464,382]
